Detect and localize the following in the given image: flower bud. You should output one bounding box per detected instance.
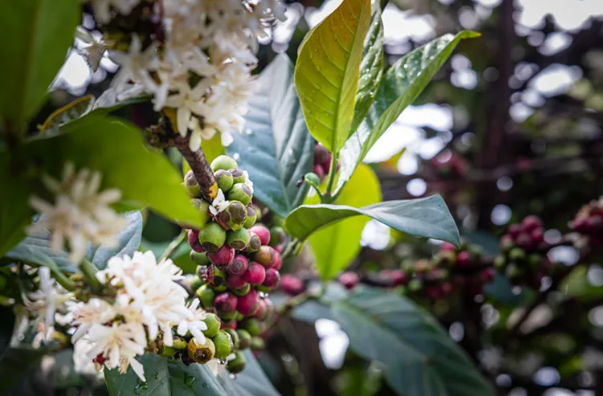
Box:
[227,183,253,206]
[211,155,238,172]
[251,337,265,350]
[240,318,261,337]
[224,328,240,349]
[187,338,215,364]
[226,351,246,374]
[243,262,266,285]
[196,285,216,309]
[191,251,210,266]
[254,246,275,268]
[245,233,262,253]
[262,268,280,290]
[213,330,233,360]
[269,226,286,247]
[250,225,270,246]
[237,288,259,316]
[281,275,305,296]
[232,283,251,297]
[219,201,247,231]
[226,273,247,290]
[208,244,235,268]
[339,272,358,290]
[198,223,227,254]
[227,228,250,250]
[215,292,237,315]
[215,169,234,193]
[229,168,246,184]
[188,229,204,253]
[228,255,248,276]
[202,313,221,338]
[183,170,201,197]
[237,329,252,349]
[244,207,257,229]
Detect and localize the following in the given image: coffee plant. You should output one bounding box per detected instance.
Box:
[1,0,601,395]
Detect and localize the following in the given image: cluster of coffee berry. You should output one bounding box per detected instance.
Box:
[179,155,286,373]
[494,215,552,288]
[570,198,603,247]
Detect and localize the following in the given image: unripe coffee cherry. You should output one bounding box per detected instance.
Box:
[250,225,271,246]
[232,283,251,297]
[211,155,238,172]
[213,330,233,360]
[243,263,266,285]
[219,201,247,231]
[161,346,177,357]
[215,292,237,315]
[269,226,286,247]
[228,183,253,206]
[408,279,423,292]
[339,272,359,290]
[237,288,259,316]
[244,206,257,228]
[224,328,240,349]
[262,268,280,289]
[509,247,526,262]
[226,351,246,373]
[183,170,201,197]
[229,168,246,184]
[188,229,204,253]
[226,273,247,290]
[250,337,265,350]
[281,275,305,296]
[190,199,210,225]
[202,313,220,337]
[245,233,262,253]
[208,244,235,268]
[187,338,215,364]
[254,246,275,268]
[191,251,210,266]
[209,266,227,289]
[215,169,234,193]
[227,228,250,250]
[219,311,237,321]
[304,172,321,186]
[228,255,248,276]
[198,223,227,254]
[240,318,261,336]
[237,329,252,349]
[196,285,216,309]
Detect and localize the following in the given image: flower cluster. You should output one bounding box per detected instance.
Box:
[27,163,125,263]
[182,155,286,373]
[84,0,286,150]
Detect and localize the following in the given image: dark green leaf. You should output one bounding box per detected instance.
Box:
[332,287,493,396]
[228,55,313,218]
[285,195,460,246]
[92,211,143,269]
[337,31,479,192]
[0,0,79,129]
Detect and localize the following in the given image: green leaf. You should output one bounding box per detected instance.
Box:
[350,0,384,135]
[332,287,493,396]
[309,164,381,279]
[105,351,280,396]
[91,211,143,269]
[228,55,313,218]
[337,31,479,191]
[0,0,79,130]
[294,0,372,153]
[286,195,460,246]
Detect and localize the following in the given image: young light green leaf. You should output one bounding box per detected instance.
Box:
[337,31,479,191]
[309,164,381,279]
[0,0,79,131]
[285,195,460,246]
[228,55,314,218]
[294,0,372,153]
[332,287,494,396]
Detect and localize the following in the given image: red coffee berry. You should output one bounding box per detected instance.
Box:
[221,320,237,330]
[516,232,533,250]
[440,242,456,252]
[531,228,544,245]
[237,288,259,316]
[254,246,275,268]
[262,269,280,289]
[508,223,522,238]
[339,272,359,290]
[312,164,325,179]
[250,225,271,246]
[208,245,235,268]
[188,229,204,253]
[228,255,248,275]
[313,143,330,165]
[390,269,407,286]
[227,273,247,290]
[254,299,270,321]
[243,263,266,285]
[214,292,237,315]
[281,275,305,296]
[270,249,282,270]
[481,268,495,282]
[457,251,473,268]
[522,215,543,232]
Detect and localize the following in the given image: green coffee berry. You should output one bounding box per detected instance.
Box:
[528,253,541,269]
[215,169,234,193]
[232,283,251,296]
[191,251,210,266]
[196,285,216,309]
[304,172,321,188]
[408,279,423,292]
[184,171,201,197]
[161,346,177,357]
[226,351,246,374]
[237,329,252,350]
[172,338,187,350]
[211,266,227,288]
[229,168,246,184]
[250,337,265,350]
[269,226,286,247]
[227,228,250,250]
[202,313,220,338]
[198,222,227,253]
[240,318,261,337]
[219,201,247,231]
[224,329,240,349]
[189,275,203,291]
[494,255,506,270]
[227,183,253,206]
[211,155,238,172]
[213,330,233,360]
[251,204,263,222]
[187,338,215,364]
[219,311,237,321]
[509,247,526,262]
[191,198,210,225]
[244,206,257,228]
[245,233,261,253]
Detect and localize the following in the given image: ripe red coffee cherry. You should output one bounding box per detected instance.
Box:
[508,223,522,238]
[312,164,325,179]
[214,292,237,315]
[254,246,275,268]
[188,229,204,253]
[457,251,473,268]
[262,269,281,289]
[390,269,407,286]
[243,263,266,285]
[237,288,259,316]
[281,275,305,296]
[250,225,271,246]
[226,273,247,290]
[313,143,330,165]
[522,215,543,232]
[228,255,248,275]
[339,272,359,290]
[208,244,235,268]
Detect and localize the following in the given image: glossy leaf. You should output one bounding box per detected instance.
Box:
[0,155,31,257]
[309,164,381,279]
[91,211,143,269]
[0,0,79,129]
[337,31,479,191]
[286,194,460,246]
[332,287,494,396]
[350,0,384,135]
[294,0,372,152]
[228,55,314,217]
